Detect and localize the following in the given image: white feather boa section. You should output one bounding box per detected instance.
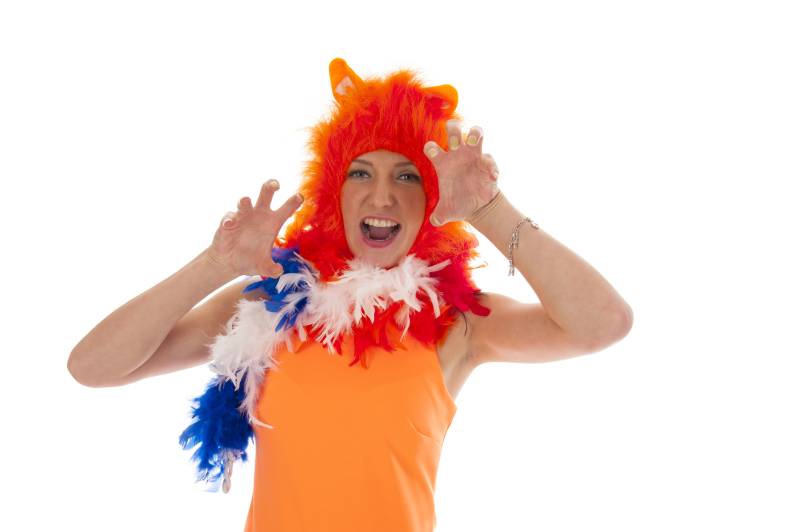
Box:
[207,253,451,428]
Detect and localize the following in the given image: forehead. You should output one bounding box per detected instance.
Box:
[350,149,415,166]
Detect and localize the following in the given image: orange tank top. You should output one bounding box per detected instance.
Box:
[242,324,458,532]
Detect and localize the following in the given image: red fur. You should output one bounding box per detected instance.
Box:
[276,59,491,365]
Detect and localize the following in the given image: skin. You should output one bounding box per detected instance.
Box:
[338,123,632,399]
[340,149,427,268]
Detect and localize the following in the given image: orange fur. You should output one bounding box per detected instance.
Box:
[275,58,490,366]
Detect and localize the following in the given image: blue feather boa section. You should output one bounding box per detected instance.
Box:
[179,246,314,492]
[242,246,315,332]
[178,374,254,492]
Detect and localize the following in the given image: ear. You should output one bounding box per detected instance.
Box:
[329,57,365,103]
[424,84,459,114]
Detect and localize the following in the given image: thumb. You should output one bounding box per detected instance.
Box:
[262,260,283,278]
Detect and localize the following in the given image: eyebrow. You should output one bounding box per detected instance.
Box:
[352,159,416,168]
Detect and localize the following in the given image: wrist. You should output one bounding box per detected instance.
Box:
[466,189,505,228]
[200,248,240,285]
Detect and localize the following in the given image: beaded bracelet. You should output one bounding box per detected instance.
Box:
[466,190,540,276]
[508,217,539,276]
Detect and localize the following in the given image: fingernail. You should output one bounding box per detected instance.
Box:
[269,180,279,189]
[448,135,460,150]
[426,146,438,158]
[295,193,304,201]
[466,135,478,146]
[223,219,234,227]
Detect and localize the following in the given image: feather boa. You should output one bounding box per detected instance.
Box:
[179,246,459,492]
[179,59,495,493]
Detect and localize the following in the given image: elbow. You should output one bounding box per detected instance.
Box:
[68,353,134,388]
[617,303,634,337]
[67,351,106,388]
[608,304,634,343]
[67,353,92,387]
[586,306,633,351]
[67,358,89,387]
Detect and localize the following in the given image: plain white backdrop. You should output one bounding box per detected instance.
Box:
[1,1,798,530]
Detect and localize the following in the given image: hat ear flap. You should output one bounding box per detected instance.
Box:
[424,84,459,116]
[329,57,365,103]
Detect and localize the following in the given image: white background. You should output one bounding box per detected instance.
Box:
[2,1,798,530]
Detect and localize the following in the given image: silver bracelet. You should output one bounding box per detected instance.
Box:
[508,217,539,276]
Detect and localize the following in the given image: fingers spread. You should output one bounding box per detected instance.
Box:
[221,211,237,228]
[273,192,304,223]
[424,140,442,159]
[466,125,484,150]
[485,153,498,172]
[478,153,498,172]
[481,153,499,179]
[256,180,280,209]
[445,119,463,151]
[238,196,253,211]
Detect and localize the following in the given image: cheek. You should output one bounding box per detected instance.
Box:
[409,190,427,227]
[339,183,364,244]
[339,183,356,222]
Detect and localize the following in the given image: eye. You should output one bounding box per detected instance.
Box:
[398,173,421,183]
[347,169,420,183]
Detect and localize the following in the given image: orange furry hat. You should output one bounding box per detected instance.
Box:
[275,57,490,364]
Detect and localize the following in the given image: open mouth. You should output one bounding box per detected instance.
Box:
[360,217,401,243]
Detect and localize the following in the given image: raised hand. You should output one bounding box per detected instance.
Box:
[423,119,500,226]
[206,180,304,278]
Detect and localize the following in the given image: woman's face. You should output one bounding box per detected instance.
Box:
[340,149,427,268]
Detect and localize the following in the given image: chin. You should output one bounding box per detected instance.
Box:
[350,239,414,268]
[354,249,403,269]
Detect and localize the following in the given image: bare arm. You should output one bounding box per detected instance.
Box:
[67,179,303,388]
[67,249,239,387]
[468,192,633,348]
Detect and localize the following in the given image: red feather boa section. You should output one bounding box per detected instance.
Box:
[274,58,491,367]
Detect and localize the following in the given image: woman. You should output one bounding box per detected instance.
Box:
[68,58,633,531]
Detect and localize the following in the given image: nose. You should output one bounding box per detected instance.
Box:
[367,175,395,208]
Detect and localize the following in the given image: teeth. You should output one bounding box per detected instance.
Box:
[363,217,399,228]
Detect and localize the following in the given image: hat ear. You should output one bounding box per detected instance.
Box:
[424,84,459,113]
[329,57,365,103]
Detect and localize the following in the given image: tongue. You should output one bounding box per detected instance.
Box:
[368,225,395,240]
